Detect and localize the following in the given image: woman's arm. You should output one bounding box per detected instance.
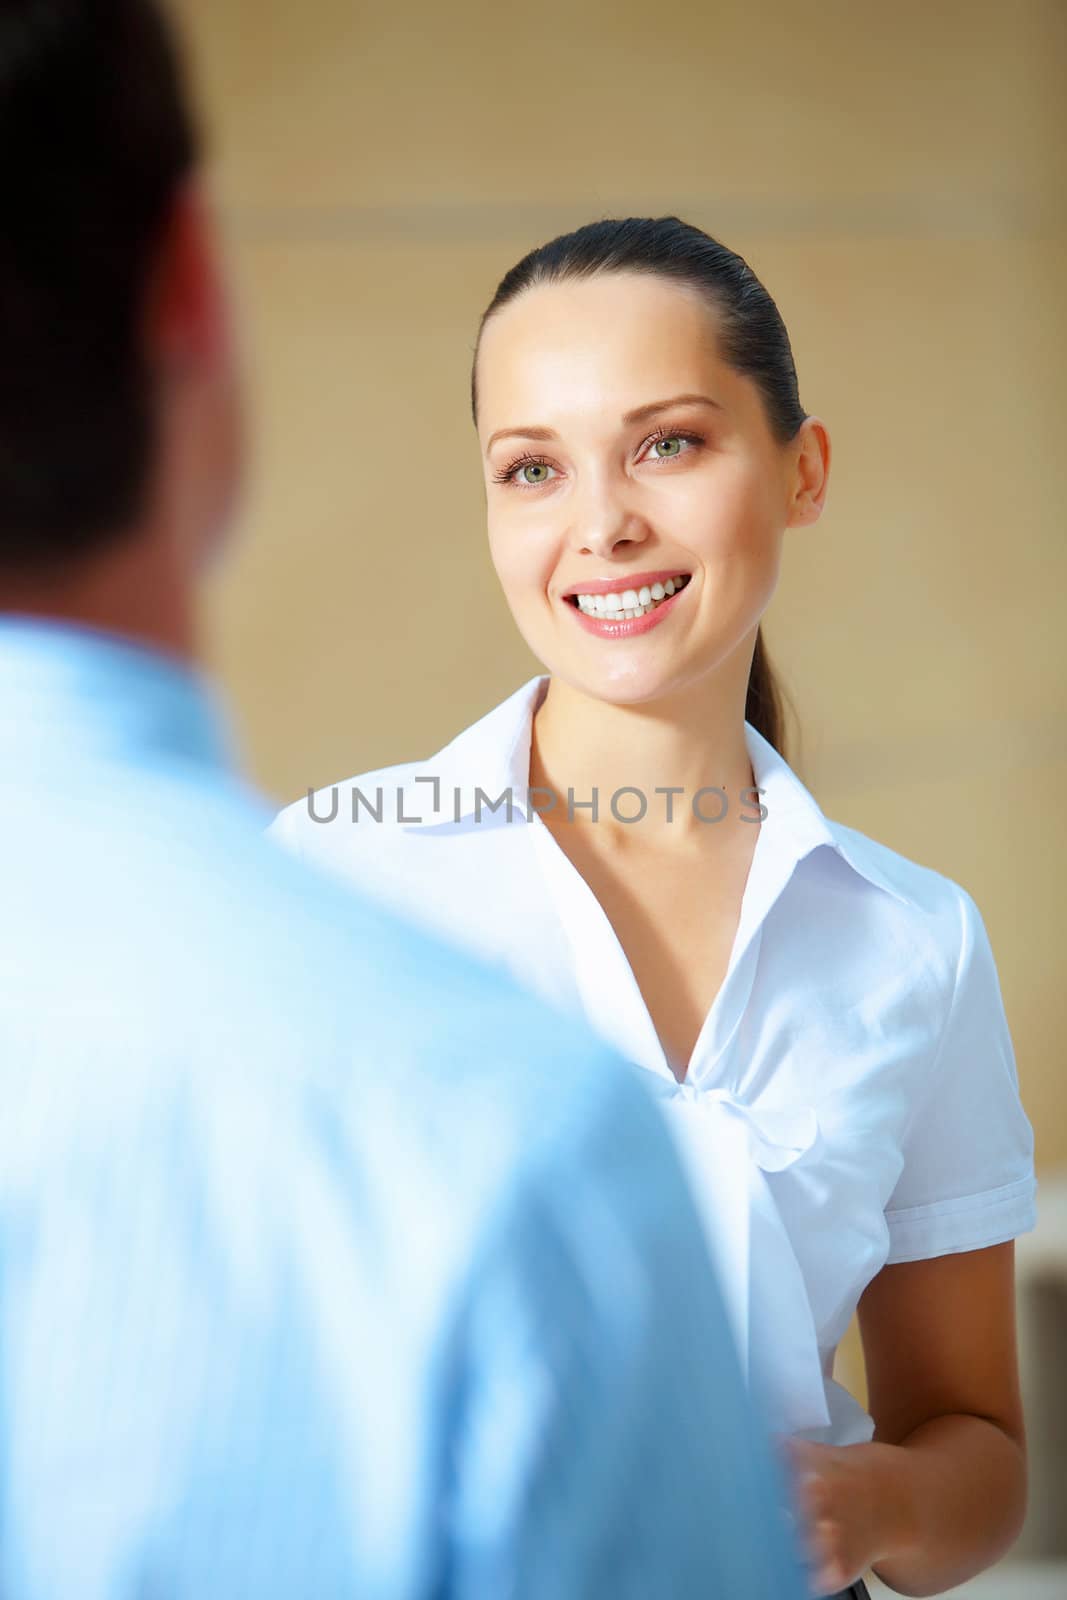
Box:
[856,1239,1027,1596]
[778,1240,1027,1597]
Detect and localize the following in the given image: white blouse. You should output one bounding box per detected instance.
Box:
[268,675,1038,1446]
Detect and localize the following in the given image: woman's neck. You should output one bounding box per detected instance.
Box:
[529,671,757,850]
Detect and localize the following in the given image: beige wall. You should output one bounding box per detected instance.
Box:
[178,0,1066,1206]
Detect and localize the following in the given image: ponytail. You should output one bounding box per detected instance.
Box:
[746,626,788,759]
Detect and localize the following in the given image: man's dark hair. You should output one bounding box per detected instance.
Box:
[0,0,198,570]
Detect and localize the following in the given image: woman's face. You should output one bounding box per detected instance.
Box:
[475,271,827,707]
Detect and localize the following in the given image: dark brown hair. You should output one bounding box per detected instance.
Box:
[0,0,198,570]
[472,216,803,757]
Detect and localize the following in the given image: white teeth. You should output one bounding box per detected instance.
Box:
[571,575,689,619]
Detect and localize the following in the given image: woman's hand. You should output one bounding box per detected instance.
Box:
[773,1436,912,1597]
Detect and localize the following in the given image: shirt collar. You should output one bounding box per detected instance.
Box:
[0,614,235,776]
[744,716,916,908]
[421,674,916,909]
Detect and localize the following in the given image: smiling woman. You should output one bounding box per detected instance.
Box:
[471,220,824,736]
[269,215,1037,1600]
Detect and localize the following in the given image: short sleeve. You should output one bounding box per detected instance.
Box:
[884,886,1038,1264]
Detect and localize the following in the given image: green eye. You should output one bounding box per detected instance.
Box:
[519,462,551,484]
[653,436,683,458]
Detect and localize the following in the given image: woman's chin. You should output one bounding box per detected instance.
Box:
[549,652,689,709]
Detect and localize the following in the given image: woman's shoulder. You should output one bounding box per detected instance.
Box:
[271,757,423,831]
[267,756,437,875]
[268,675,548,853]
[820,813,993,977]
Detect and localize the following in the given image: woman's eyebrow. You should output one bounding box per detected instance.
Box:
[622,393,725,424]
[485,393,723,453]
[486,424,557,451]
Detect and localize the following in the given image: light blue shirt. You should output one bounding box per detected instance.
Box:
[0,616,804,1599]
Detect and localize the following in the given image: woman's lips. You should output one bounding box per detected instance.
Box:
[563,574,692,639]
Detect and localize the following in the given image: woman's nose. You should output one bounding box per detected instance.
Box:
[570,488,651,558]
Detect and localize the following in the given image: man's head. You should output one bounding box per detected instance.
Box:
[0,0,243,634]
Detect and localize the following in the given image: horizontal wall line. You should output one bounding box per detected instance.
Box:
[221,193,1067,246]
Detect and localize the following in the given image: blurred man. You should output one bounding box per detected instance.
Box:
[0,3,804,1595]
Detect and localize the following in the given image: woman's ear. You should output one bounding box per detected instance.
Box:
[787,416,831,528]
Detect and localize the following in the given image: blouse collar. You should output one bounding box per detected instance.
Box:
[417,673,917,909]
